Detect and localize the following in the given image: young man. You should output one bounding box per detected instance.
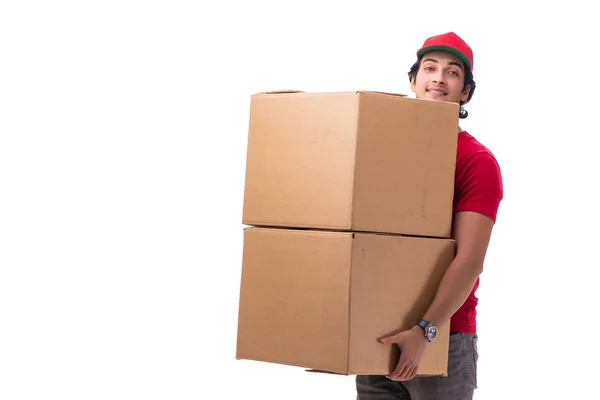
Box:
[356,32,504,400]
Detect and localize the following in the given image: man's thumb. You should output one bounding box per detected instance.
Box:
[379,333,401,345]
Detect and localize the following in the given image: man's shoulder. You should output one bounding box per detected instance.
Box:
[457,130,501,167]
[454,131,504,221]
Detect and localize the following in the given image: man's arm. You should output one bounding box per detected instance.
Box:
[421,210,495,328]
[381,210,496,381]
[422,150,503,328]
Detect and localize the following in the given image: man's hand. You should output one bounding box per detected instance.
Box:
[379,325,428,381]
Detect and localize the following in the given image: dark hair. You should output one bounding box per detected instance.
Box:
[408,58,476,119]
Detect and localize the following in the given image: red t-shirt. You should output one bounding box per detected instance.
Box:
[449,131,504,334]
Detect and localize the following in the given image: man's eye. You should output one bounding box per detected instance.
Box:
[448,70,459,76]
[424,66,434,71]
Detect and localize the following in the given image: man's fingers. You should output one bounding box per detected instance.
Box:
[389,359,419,381]
[387,354,410,381]
[397,364,414,381]
[397,364,411,381]
[386,357,406,381]
[404,363,418,381]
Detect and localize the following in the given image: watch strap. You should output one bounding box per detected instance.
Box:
[415,319,430,332]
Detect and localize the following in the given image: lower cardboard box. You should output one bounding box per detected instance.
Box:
[235,227,455,376]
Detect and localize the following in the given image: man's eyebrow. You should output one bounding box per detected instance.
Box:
[448,61,464,71]
[422,58,464,72]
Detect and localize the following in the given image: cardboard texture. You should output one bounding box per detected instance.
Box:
[236,227,455,376]
[242,90,459,238]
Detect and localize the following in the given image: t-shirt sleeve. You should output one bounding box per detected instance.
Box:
[454,152,504,222]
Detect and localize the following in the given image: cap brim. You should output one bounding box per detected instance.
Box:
[417,45,471,71]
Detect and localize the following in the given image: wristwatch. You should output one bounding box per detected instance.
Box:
[415,319,438,342]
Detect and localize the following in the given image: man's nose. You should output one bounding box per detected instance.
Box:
[432,72,446,84]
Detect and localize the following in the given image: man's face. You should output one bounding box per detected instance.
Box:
[410,50,471,104]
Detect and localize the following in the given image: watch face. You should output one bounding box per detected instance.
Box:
[426,326,438,340]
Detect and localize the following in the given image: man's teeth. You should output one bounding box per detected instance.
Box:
[429,90,445,95]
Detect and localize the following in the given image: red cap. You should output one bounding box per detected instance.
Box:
[417,32,474,72]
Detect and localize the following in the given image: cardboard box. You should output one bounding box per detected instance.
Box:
[242,91,459,238]
[235,227,455,375]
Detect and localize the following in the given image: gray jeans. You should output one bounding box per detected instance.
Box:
[356,332,478,400]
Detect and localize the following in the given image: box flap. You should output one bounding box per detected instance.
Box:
[357,90,407,97]
[252,90,407,97]
[253,90,305,95]
[304,369,347,375]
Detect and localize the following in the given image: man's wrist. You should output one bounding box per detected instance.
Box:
[411,325,428,341]
[414,319,438,342]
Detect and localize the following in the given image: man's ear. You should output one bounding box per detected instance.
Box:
[410,76,416,94]
[461,84,472,102]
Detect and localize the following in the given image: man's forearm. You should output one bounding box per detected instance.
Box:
[421,256,483,328]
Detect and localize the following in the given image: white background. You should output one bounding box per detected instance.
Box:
[1,1,598,399]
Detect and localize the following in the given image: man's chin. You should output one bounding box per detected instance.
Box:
[424,93,448,101]
[417,94,461,104]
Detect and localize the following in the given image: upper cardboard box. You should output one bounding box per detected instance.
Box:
[242,90,459,238]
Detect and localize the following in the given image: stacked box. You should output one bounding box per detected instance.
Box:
[236,90,460,376]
